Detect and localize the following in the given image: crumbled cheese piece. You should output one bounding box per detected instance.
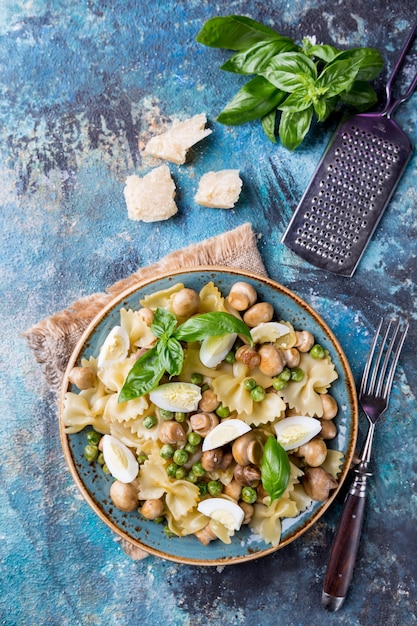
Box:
[194,170,243,209]
[124,165,178,222]
[144,113,212,165]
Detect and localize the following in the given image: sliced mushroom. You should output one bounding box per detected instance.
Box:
[240,501,254,524]
[234,464,261,486]
[302,467,338,501]
[258,344,285,376]
[198,389,220,413]
[295,330,315,352]
[235,345,261,369]
[223,479,242,500]
[243,302,274,327]
[232,431,263,466]
[282,348,301,368]
[190,412,219,437]
[159,420,186,445]
[195,523,217,546]
[201,448,233,472]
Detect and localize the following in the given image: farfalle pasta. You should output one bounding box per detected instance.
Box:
[62,279,345,549]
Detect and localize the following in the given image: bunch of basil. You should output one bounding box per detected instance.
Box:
[196,15,384,149]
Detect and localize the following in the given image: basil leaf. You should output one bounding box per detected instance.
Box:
[174,311,253,344]
[196,15,284,50]
[217,76,286,125]
[316,58,361,97]
[331,47,384,81]
[304,43,339,63]
[279,107,313,150]
[339,80,378,111]
[261,436,291,504]
[261,109,277,143]
[118,346,165,402]
[151,307,177,340]
[313,96,338,122]
[262,52,317,92]
[221,38,297,74]
[279,87,313,112]
[157,337,184,376]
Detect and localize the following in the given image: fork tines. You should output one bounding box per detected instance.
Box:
[360,318,409,401]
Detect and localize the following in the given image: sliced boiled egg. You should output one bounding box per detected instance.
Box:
[250,321,289,344]
[202,418,251,451]
[101,434,139,483]
[197,498,244,531]
[274,416,322,451]
[97,325,130,369]
[149,382,202,412]
[199,333,237,368]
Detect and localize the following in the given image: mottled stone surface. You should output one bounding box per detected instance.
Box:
[1,1,416,625]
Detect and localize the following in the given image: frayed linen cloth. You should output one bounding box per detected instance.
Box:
[23,222,267,560]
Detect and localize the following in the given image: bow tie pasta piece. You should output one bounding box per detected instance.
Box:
[102,393,149,425]
[61,392,110,435]
[120,308,156,349]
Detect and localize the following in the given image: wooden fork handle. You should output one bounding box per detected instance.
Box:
[322,477,368,611]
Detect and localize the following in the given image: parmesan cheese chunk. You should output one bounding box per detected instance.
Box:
[124,165,178,222]
[144,113,212,165]
[194,170,243,209]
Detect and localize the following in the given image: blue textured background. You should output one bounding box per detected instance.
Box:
[1,1,416,624]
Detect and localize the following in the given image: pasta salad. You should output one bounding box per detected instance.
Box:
[62,280,344,548]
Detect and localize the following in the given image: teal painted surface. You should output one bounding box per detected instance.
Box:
[1,1,416,625]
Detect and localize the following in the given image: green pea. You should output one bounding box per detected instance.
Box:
[166,462,178,477]
[207,480,223,496]
[153,515,165,524]
[279,367,291,382]
[175,467,187,480]
[143,415,157,429]
[216,404,230,418]
[224,350,236,364]
[163,526,176,538]
[137,453,148,464]
[191,372,203,385]
[102,464,110,475]
[175,412,186,423]
[160,444,175,460]
[188,431,202,446]
[197,482,208,496]
[173,449,189,466]
[272,377,288,391]
[201,383,210,393]
[241,486,257,504]
[97,452,105,465]
[310,344,325,359]
[86,430,101,446]
[251,385,266,402]
[290,367,304,382]
[84,444,98,463]
[158,408,175,421]
[185,443,198,454]
[186,470,198,483]
[243,378,257,391]
[192,462,205,477]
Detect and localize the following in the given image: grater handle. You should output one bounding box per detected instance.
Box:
[383,18,417,118]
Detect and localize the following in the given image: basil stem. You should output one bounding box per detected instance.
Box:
[261,436,291,504]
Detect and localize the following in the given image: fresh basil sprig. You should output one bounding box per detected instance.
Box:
[196,15,384,149]
[261,436,291,504]
[118,308,252,402]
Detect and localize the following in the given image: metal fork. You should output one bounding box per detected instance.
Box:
[322,318,409,611]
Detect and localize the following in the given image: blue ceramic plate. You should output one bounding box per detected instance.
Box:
[59,267,358,565]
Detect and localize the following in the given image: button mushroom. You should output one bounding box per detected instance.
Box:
[227,281,257,311]
[295,330,315,352]
[195,523,218,546]
[320,393,338,420]
[319,419,337,440]
[201,448,233,472]
[159,420,187,445]
[240,501,254,524]
[190,412,219,437]
[243,302,274,327]
[295,437,328,467]
[282,348,301,369]
[137,307,154,325]
[110,480,139,512]
[223,479,242,500]
[141,498,164,520]
[302,467,338,501]
[235,345,261,369]
[233,464,261,486]
[68,366,97,390]
[258,344,285,376]
[171,288,200,317]
[232,431,263,466]
[198,390,220,413]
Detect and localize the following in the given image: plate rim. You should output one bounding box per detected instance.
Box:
[59,265,358,565]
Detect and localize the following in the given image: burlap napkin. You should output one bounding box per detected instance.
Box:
[24,222,267,560]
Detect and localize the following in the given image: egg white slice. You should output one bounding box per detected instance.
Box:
[199,333,237,368]
[149,382,202,412]
[101,434,139,483]
[202,419,251,451]
[197,498,244,531]
[97,325,130,369]
[250,321,289,344]
[274,416,322,451]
